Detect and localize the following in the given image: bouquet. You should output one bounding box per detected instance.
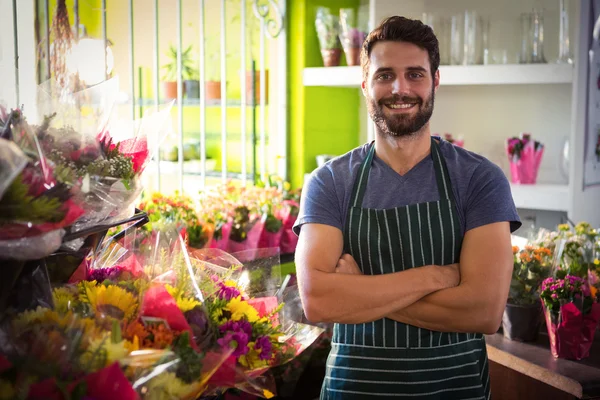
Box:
[339,8,367,66]
[540,274,600,360]
[0,229,232,399]
[506,133,544,184]
[193,249,324,398]
[315,7,341,67]
[0,107,85,260]
[35,77,173,236]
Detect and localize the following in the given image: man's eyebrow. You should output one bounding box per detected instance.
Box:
[373,67,394,75]
[406,66,427,72]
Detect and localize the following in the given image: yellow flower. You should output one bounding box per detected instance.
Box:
[263,389,275,399]
[52,287,77,314]
[83,284,138,321]
[225,296,259,323]
[141,372,203,400]
[594,259,600,266]
[164,284,201,312]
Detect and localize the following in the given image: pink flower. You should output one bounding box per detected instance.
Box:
[551,293,558,299]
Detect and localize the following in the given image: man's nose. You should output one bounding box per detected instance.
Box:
[391,77,411,96]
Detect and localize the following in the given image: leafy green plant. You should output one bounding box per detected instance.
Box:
[161,45,198,82]
[508,245,553,305]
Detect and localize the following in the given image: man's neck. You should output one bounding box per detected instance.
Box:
[374,127,433,176]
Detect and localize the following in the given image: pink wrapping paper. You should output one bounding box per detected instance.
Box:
[544,302,600,360]
[258,228,284,250]
[210,221,233,251]
[247,296,280,326]
[227,219,265,261]
[280,228,299,254]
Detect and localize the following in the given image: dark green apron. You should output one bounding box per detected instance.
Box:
[321,138,491,399]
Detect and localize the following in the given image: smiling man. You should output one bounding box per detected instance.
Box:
[293,16,522,399]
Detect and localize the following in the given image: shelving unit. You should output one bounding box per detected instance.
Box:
[509,184,569,212]
[300,0,600,226]
[303,64,574,87]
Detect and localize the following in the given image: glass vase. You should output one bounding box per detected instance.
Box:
[530,10,547,63]
[557,0,573,64]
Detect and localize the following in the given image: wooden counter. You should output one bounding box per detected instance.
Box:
[486,331,600,399]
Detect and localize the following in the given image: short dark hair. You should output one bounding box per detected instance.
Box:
[361,16,440,81]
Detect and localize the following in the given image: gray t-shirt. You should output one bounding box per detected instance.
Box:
[294,138,522,237]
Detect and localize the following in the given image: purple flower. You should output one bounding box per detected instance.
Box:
[185,307,214,347]
[217,331,249,357]
[254,335,273,361]
[87,266,122,282]
[217,282,241,301]
[219,320,252,337]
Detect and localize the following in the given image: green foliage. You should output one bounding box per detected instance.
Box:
[162,45,199,82]
[0,174,66,224]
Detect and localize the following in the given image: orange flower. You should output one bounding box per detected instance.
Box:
[123,321,149,343]
[144,324,174,349]
[512,246,519,254]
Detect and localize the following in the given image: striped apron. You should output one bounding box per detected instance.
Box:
[321,138,491,399]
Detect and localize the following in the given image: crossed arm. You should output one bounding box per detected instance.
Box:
[295,221,513,334]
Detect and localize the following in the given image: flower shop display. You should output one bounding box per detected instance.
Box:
[506,132,544,184]
[503,245,552,341]
[540,275,600,360]
[0,230,233,399]
[339,8,367,66]
[315,7,342,67]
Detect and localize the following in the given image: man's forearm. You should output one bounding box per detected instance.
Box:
[301,265,449,324]
[386,284,502,334]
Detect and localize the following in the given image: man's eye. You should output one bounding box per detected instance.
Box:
[409,73,423,79]
[377,73,392,80]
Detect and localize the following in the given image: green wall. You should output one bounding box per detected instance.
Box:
[287,0,361,188]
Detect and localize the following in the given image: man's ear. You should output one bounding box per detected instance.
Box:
[433,69,440,93]
[361,79,367,97]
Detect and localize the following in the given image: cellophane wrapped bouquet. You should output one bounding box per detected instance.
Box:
[190,248,324,398]
[0,106,85,260]
[0,228,232,399]
[35,77,173,239]
[506,133,544,184]
[536,222,600,360]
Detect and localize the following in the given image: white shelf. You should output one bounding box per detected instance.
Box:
[510,184,569,212]
[303,64,574,87]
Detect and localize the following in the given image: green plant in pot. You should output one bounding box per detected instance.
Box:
[315,7,341,67]
[502,245,553,341]
[161,45,198,99]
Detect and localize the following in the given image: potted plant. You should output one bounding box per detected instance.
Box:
[161,45,197,99]
[315,7,342,67]
[502,245,552,341]
[339,8,367,66]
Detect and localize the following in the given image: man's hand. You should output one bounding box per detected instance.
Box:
[336,254,362,275]
[434,263,461,289]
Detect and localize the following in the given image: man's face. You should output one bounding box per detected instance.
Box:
[362,41,439,138]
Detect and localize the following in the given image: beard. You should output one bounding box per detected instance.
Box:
[367,88,435,138]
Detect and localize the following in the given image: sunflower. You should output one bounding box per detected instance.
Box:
[52,287,77,314]
[83,284,138,321]
[225,296,259,323]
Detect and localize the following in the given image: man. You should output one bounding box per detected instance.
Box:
[293,16,521,399]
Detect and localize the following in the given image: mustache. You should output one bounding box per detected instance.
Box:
[379,95,422,106]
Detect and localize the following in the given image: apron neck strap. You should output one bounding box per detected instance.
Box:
[349,137,456,208]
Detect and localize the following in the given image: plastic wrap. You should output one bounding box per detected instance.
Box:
[34,78,173,234]
[0,107,85,260]
[0,228,232,399]
[191,248,324,398]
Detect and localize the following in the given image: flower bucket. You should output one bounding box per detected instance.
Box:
[502,301,543,342]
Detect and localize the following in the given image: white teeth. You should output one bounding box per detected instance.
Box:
[387,103,415,109]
